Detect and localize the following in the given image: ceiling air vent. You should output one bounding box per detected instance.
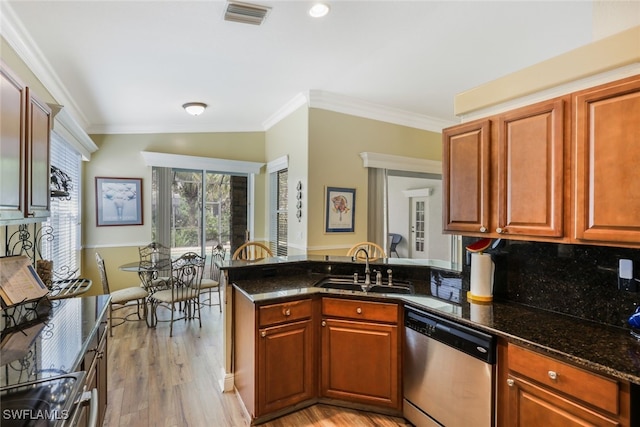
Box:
[224,1,271,26]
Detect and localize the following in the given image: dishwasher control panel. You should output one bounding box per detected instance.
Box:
[404,305,496,364]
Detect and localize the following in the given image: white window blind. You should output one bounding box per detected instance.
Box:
[269,168,288,256]
[41,132,82,278]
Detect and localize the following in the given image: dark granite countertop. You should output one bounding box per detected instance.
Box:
[231,273,640,385]
[1,295,110,388]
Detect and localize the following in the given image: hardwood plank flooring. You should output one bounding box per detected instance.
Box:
[104,305,412,427]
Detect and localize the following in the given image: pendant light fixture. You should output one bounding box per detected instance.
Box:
[182,102,207,116]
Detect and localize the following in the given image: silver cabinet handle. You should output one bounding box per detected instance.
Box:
[356,307,362,314]
[283,308,291,316]
[507,379,515,387]
[260,330,266,338]
[479,226,487,233]
[548,370,557,380]
[496,227,505,234]
[321,320,326,327]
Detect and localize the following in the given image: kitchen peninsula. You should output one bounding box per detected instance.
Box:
[222,255,640,426]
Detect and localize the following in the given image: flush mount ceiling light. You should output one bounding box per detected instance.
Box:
[309,2,330,18]
[182,102,207,116]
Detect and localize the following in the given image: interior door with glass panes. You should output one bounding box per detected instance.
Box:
[410,197,428,259]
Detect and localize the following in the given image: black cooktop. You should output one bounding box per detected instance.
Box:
[1,372,85,427]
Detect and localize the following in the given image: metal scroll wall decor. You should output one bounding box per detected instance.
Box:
[296,181,302,222]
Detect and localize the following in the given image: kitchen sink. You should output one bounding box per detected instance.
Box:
[314,276,414,294]
[367,284,413,294]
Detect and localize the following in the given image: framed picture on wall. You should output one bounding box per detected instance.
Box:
[95,177,143,226]
[325,186,355,233]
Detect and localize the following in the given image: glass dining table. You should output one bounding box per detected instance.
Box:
[118,258,172,327]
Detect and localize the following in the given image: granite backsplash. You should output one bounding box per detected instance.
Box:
[461,237,640,329]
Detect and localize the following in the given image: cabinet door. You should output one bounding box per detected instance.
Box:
[507,374,618,427]
[257,319,314,415]
[26,90,51,218]
[443,119,491,234]
[0,64,27,220]
[321,318,399,409]
[497,99,565,237]
[574,76,640,244]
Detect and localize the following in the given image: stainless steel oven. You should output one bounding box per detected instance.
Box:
[404,306,496,427]
[1,371,98,427]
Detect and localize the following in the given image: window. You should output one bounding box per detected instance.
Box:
[41,133,82,278]
[269,168,288,256]
[152,167,231,257]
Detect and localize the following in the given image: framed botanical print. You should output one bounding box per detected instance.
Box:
[325,186,355,233]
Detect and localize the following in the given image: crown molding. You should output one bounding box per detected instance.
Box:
[1,2,91,131]
[264,90,458,132]
[262,93,309,131]
[308,90,456,132]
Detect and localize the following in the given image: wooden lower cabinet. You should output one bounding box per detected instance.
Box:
[321,318,399,409]
[320,297,401,410]
[234,292,402,423]
[234,293,316,422]
[258,318,315,415]
[78,309,108,427]
[504,343,630,427]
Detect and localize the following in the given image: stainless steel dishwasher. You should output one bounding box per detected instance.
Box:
[403,306,496,427]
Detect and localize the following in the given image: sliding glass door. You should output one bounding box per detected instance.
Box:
[152,167,231,259]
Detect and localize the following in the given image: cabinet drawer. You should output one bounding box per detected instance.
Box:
[322,297,398,323]
[259,299,313,327]
[508,344,619,415]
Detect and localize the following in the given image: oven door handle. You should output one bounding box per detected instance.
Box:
[79,388,99,427]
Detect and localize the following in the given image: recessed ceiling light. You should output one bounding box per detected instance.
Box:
[182,102,207,116]
[309,3,330,18]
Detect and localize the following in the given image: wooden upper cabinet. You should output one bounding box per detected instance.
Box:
[0,63,27,221]
[574,75,640,244]
[0,62,51,222]
[497,98,566,237]
[442,119,491,234]
[26,91,51,219]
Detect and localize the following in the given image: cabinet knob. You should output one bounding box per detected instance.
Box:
[356,307,362,314]
[260,330,266,338]
[507,379,515,387]
[283,308,291,316]
[548,370,557,381]
[479,226,487,233]
[27,212,35,217]
[496,227,505,234]
[321,320,326,327]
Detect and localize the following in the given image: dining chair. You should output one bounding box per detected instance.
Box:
[347,242,387,260]
[138,242,172,285]
[388,233,402,257]
[232,241,273,260]
[199,244,226,311]
[95,252,149,336]
[148,252,205,337]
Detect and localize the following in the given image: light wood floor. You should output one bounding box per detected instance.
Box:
[104,304,412,427]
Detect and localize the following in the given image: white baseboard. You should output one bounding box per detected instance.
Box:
[219,369,234,393]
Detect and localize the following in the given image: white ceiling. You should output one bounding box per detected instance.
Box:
[0,1,614,135]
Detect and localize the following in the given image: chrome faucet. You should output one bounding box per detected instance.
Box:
[353,248,371,287]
